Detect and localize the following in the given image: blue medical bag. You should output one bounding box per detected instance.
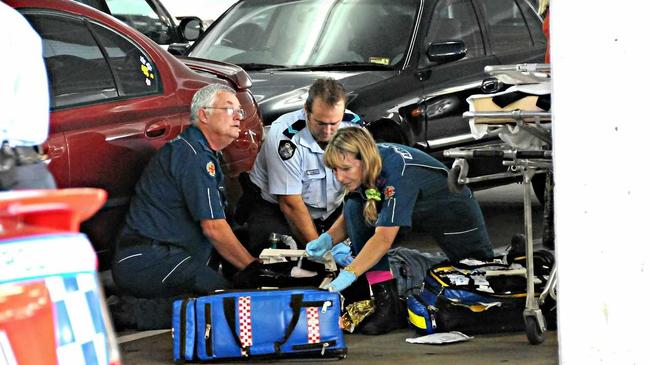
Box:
[172,288,347,362]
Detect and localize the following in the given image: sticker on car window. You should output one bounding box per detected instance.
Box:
[369,57,390,65]
[139,55,155,86]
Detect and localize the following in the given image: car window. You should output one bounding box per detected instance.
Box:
[425,0,484,59]
[74,0,111,13]
[89,23,161,96]
[190,0,418,68]
[480,0,533,53]
[519,0,546,45]
[104,0,174,44]
[23,13,118,108]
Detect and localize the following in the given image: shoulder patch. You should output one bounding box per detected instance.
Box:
[384,185,395,200]
[282,119,306,139]
[342,112,362,125]
[206,161,216,177]
[278,140,297,160]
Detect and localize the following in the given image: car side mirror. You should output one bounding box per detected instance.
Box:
[425,41,467,64]
[178,16,203,41]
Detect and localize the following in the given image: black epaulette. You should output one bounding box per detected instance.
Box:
[282,119,306,139]
[343,112,363,125]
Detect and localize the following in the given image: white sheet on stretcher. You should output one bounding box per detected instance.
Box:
[485,64,550,85]
[468,82,551,149]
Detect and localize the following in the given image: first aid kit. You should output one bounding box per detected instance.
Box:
[407,256,552,335]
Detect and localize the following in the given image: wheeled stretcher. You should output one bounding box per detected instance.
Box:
[444,63,557,345]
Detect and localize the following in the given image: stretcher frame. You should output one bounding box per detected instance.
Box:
[444,64,556,345]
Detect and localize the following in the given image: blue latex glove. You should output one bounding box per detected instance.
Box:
[331,242,354,267]
[306,232,333,257]
[325,269,357,292]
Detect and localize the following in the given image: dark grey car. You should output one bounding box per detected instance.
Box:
[178,0,547,191]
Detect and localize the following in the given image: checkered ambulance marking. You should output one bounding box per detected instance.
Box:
[2,232,118,365]
[306,307,320,343]
[47,274,109,365]
[238,296,252,356]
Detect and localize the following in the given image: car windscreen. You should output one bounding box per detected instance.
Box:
[189,0,419,70]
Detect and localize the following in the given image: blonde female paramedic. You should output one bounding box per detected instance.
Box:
[306,127,494,335]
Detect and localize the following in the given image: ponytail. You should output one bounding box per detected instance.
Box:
[363,186,380,225]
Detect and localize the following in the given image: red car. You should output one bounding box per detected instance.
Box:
[6,0,264,268]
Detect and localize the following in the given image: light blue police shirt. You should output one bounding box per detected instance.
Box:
[249,108,362,220]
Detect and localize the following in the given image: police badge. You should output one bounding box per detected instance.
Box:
[278,140,297,160]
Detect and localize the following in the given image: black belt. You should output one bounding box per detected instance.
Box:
[14,146,44,165]
[0,143,46,190]
[0,143,44,168]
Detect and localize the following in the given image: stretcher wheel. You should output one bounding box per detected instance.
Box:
[525,315,546,345]
[447,165,465,193]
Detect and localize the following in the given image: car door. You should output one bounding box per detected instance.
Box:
[474,0,546,65]
[22,9,182,263]
[412,0,497,155]
[407,0,545,180]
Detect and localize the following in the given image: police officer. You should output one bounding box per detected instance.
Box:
[111,83,261,329]
[236,78,362,256]
[307,128,494,335]
[0,2,55,190]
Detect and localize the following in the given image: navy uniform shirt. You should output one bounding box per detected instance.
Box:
[124,125,226,260]
[357,143,450,228]
[346,143,492,264]
[249,108,362,220]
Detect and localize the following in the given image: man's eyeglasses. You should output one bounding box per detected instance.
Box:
[204,106,246,119]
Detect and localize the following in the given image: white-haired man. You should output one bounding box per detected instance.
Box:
[111,83,262,329]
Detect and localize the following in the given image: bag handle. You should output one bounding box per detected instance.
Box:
[273,293,304,353]
[223,297,246,355]
[224,293,334,355]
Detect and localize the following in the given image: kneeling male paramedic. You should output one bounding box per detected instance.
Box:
[111,84,263,329]
[236,78,363,256]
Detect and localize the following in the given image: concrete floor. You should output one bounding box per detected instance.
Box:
[115,184,558,364]
[119,328,558,364]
